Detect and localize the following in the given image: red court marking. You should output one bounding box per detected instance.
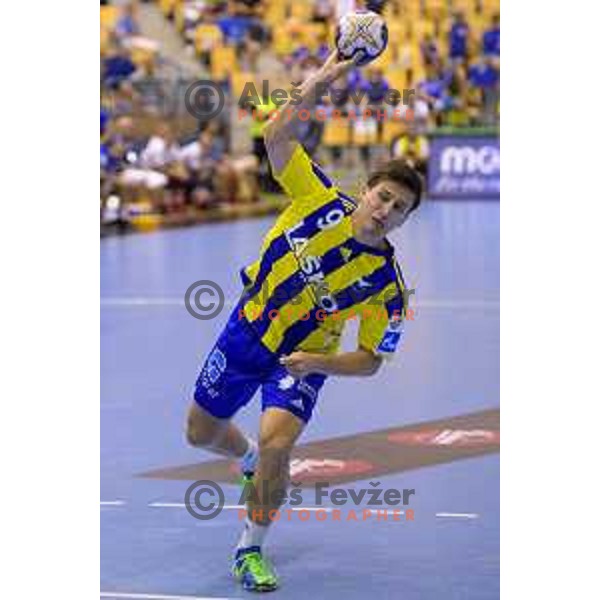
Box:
[388,428,500,448]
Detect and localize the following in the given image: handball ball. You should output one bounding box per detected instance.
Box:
[335,10,388,67]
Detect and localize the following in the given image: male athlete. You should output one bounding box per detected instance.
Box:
[185,51,422,592]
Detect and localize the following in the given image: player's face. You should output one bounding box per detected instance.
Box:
[356,180,416,239]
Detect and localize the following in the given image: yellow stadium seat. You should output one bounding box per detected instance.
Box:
[100,6,118,29]
[353,119,378,147]
[100,27,111,56]
[481,0,499,15]
[273,21,307,56]
[232,72,260,98]
[323,119,351,147]
[130,45,151,66]
[302,23,328,51]
[174,2,185,33]
[402,1,422,18]
[425,0,446,11]
[382,120,407,145]
[386,67,407,92]
[410,62,426,86]
[452,0,474,13]
[273,35,294,57]
[386,21,407,46]
[386,23,406,57]
[470,13,487,38]
[159,0,179,18]
[264,1,287,24]
[290,3,312,22]
[371,49,395,70]
[413,19,435,38]
[131,212,162,232]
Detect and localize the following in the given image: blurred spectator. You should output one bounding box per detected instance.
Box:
[231,0,263,17]
[418,64,451,124]
[482,13,500,57]
[361,67,390,146]
[115,2,141,43]
[103,80,144,119]
[468,57,499,125]
[354,98,379,170]
[366,0,388,12]
[361,67,390,105]
[218,12,255,46]
[315,30,331,63]
[312,0,334,24]
[398,27,417,85]
[178,123,258,208]
[420,33,440,68]
[239,29,263,72]
[119,123,180,210]
[345,67,364,97]
[101,107,110,139]
[393,93,432,135]
[194,12,224,68]
[442,65,471,127]
[102,45,137,89]
[101,116,138,212]
[448,11,470,64]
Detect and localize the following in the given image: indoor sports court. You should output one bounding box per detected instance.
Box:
[101,198,499,599]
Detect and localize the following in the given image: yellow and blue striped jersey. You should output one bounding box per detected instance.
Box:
[239,144,408,358]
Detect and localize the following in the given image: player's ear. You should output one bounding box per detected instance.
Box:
[358,179,369,203]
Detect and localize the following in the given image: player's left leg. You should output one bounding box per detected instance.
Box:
[232,407,305,592]
[232,369,327,591]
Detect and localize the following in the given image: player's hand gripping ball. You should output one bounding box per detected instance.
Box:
[335,10,388,67]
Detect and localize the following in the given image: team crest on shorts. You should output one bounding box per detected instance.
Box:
[278,375,296,390]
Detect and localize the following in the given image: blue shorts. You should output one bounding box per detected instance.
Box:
[194,305,327,423]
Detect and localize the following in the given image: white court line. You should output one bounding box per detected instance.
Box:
[100,297,499,310]
[100,593,239,600]
[102,501,473,518]
[148,503,333,512]
[148,503,245,509]
[101,298,183,306]
[435,512,479,519]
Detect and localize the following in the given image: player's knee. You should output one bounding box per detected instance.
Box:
[185,422,211,448]
[259,430,295,454]
[185,409,217,448]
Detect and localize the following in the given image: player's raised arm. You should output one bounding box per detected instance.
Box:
[263,51,356,176]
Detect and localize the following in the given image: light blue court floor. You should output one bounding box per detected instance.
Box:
[101,200,500,600]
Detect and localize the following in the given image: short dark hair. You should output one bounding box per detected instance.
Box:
[366,159,423,213]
